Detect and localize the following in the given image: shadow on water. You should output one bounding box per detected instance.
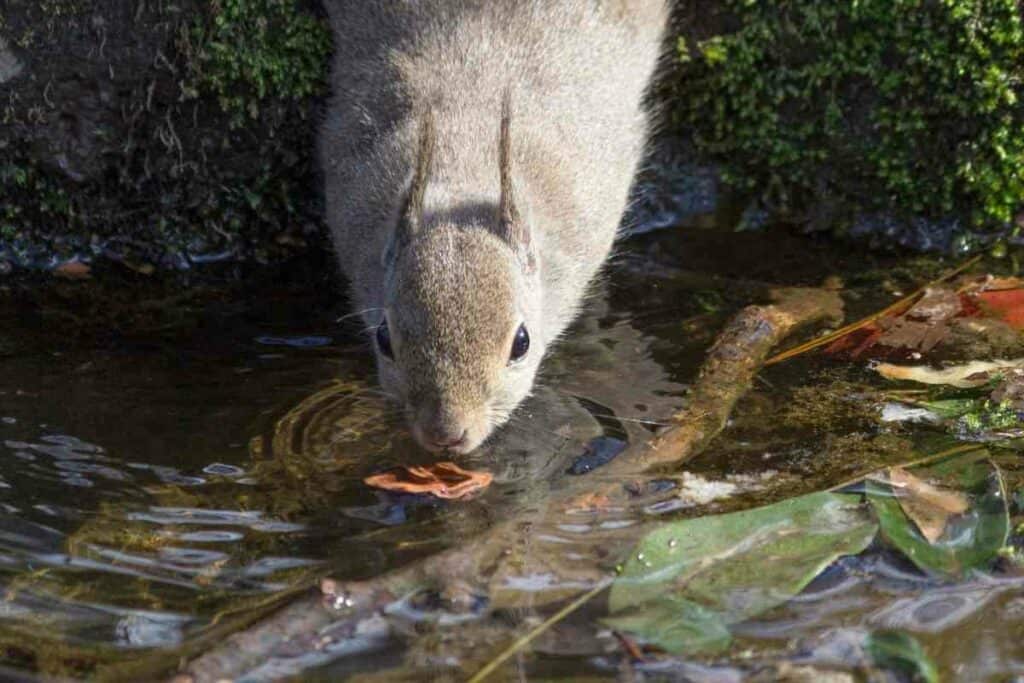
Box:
[1,222,1022,680]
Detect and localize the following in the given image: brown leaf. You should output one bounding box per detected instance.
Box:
[563,492,612,513]
[904,287,962,323]
[364,461,493,500]
[889,467,969,543]
[54,261,91,280]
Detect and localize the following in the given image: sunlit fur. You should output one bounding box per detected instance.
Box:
[320,1,667,452]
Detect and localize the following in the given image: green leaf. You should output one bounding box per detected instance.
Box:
[606,492,877,653]
[919,398,980,419]
[867,457,1009,576]
[604,596,731,655]
[866,630,940,683]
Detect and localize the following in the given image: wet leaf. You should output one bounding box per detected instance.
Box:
[918,398,980,419]
[874,359,1024,388]
[975,289,1024,330]
[53,261,91,280]
[867,458,1009,576]
[563,492,612,513]
[889,467,969,542]
[604,596,731,655]
[866,630,939,683]
[606,492,877,653]
[363,462,492,500]
[821,277,1024,361]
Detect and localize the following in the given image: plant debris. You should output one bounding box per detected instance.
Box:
[874,358,1024,388]
[867,454,1009,576]
[889,466,969,542]
[363,462,493,500]
[826,276,1024,361]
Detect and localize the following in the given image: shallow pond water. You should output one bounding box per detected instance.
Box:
[1,228,1022,681]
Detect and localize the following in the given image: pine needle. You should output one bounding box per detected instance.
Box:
[827,442,986,493]
[467,578,612,683]
[764,254,982,366]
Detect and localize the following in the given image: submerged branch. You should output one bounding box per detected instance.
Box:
[173,285,843,683]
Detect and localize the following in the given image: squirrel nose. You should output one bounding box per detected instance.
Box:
[425,426,467,450]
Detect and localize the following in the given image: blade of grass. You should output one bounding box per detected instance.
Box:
[467,578,612,683]
[764,254,982,366]
[827,443,986,493]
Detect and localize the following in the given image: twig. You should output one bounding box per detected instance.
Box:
[603,286,842,473]
[467,578,612,683]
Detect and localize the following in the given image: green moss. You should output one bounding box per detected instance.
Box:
[674,0,1024,230]
[958,398,1020,433]
[187,0,332,126]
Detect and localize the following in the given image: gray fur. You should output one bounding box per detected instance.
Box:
[319,0,667,453]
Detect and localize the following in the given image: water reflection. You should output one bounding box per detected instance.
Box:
[0,276,688,675]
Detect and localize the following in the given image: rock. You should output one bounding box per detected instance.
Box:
[0,36,24,84]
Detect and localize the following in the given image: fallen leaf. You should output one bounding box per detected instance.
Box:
[867,455,1009,577]
[821,277,1024,361]
[607,492,877,654]
[974,289,1024,330]
[823,325,884,359]
[904,287,963,322]
[563,492,612,513]
[54,261,91,280]
[866,630,939,683]
[875,317,949,354]
[874,359,1024,388]
[122,259,155,276]
[364,461,493,500]
[889,467,968,542]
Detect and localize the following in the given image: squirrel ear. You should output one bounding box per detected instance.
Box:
[497,92,535,271]
[386,109,435,265]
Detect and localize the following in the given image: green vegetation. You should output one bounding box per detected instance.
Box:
[0,0,331,268]
[186,0,332,127]
[675,0,1024,230]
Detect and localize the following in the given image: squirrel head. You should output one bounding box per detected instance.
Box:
[373,97,543,454]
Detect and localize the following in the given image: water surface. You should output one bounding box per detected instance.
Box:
[1,228,1021,680]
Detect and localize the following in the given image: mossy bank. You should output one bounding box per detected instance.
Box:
[0,0,330,272]
[672,0,1024,251]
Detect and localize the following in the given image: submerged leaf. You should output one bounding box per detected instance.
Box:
[889,467,969,542]
[867,457,1009,576]
[603,596,731,655]
[975,289,1024,330]
[866,630,939,683]
[607,492,877,653]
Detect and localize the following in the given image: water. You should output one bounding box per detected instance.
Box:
[0,227,1021,680]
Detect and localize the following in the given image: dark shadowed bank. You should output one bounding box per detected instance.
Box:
[1,0,1022,275]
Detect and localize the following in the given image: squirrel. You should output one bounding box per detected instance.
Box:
[319,1,667,454]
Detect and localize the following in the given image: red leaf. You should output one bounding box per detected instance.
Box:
[364,461,493,500]
[974,289,1024,330]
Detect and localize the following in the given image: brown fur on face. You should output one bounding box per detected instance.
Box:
[382,224,540,453]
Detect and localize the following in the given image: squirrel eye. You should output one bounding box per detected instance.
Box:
[509,323,530,363]
[376,320,394,359]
